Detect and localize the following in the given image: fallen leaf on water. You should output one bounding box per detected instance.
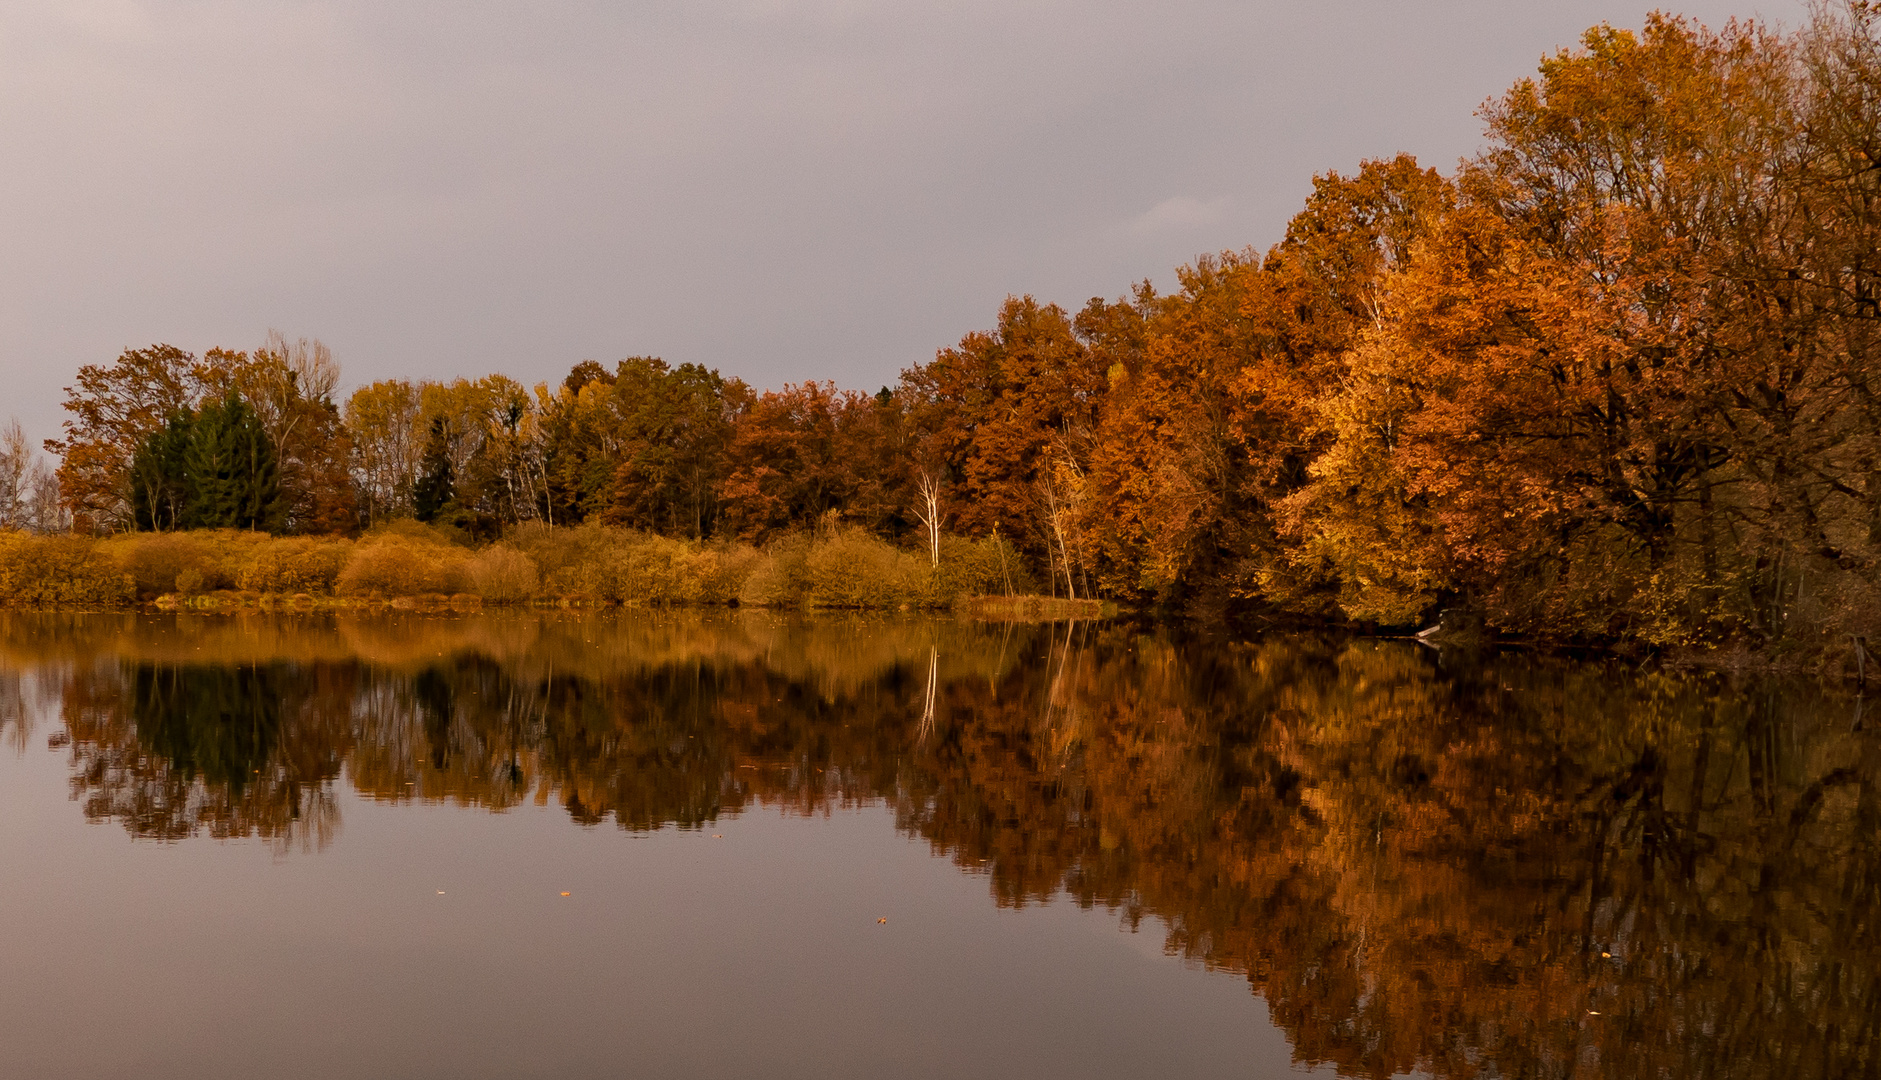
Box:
[877,917,888,924]
[712,834,724,838]
[561,892,571,897]
[1587,1011,1600,1016]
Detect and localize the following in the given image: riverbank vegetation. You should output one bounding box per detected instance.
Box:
[0,522,1023,611]
[10,8,1881,658]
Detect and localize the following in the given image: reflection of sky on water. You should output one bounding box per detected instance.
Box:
[0,750,1313,1080]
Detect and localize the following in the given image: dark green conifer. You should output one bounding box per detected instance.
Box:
[413,416,455,524]
[129,411,195,531]
[184,392,283,531]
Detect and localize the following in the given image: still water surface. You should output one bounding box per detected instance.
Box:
[0,611,1873,1079]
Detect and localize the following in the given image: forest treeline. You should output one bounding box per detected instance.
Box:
[17,9,1881,647]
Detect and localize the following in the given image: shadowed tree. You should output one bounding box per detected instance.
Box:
[184,392,283,532]
[127,411,195,532]
[412,416,456,525]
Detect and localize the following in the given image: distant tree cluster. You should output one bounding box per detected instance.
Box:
[0,418,65,533]
[32,8,1881,645]
[47,334,351,537]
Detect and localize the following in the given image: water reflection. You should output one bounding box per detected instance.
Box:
[2,610,1876,1079]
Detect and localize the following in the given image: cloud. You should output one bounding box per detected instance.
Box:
[1126,195,1232,237]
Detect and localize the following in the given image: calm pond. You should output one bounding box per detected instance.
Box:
[0,611,1872,1080]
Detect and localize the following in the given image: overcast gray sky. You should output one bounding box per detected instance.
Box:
[0,0,1804,449]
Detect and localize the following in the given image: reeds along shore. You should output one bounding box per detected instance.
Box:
[0,522,1033,611]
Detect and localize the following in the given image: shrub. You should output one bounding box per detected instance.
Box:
[337,534,471,597]
[737,529,1018,609]
[2,522,1027,611]
[581,533,724,605]
[110,531,351,598]
[197,530,275,590]
[467,545,540,603]
[366,518,468,547]
[238,537,353,595]
[739,533,815,607]
[505,522,611,599]
[933,534,1028,601]
[109,529,282,595]
[702,543,764,603]
[109,532,216,597]
[506,523,764,605]
[0,532,135,607]
[802,528,920,608]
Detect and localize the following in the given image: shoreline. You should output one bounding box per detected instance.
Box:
[2,592,1865,683]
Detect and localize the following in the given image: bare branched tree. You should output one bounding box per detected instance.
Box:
[0,420,31,529]
[914,467,944,570]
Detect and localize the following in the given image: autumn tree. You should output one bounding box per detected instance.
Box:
[540,357,736,537]
[604,359,736,537]
[900,297,1104,575]
[1317,15,1870,638]
[538,364,619,524]
[47,345,201,532]
[449,375,541,535]
[719,381,900,542]
[198,340,354,534]
[1796,3,1881,559]
[345,380,424,525]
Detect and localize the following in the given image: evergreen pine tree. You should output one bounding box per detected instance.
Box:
[129,410,195,531]
[413,416,455,524]
[184,392,283,531]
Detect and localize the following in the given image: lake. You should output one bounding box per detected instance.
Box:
[0,611,1872,1079]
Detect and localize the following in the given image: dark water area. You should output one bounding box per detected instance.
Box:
[0,611,1874,1080]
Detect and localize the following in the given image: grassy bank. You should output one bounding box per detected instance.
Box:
[0,523,1036,612]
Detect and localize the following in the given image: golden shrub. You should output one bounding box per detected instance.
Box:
[933,534,1027,601]
[506,523,765,605]
[0,532,135,608]
[737,528,998,609]
[337,535,471,597]
[739,533,815,607]
[108,533,215,596]
[701,543,764,603]
[467,545,540,603]
[802,528,917,608]
[237,538,353,595]
[166,529,275,591]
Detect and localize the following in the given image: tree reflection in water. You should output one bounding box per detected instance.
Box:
[5,610,1876,1079]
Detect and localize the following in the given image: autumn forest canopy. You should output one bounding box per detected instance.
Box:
[17,8,1881,651]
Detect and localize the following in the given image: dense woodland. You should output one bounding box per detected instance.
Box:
[14,9,1881,649]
